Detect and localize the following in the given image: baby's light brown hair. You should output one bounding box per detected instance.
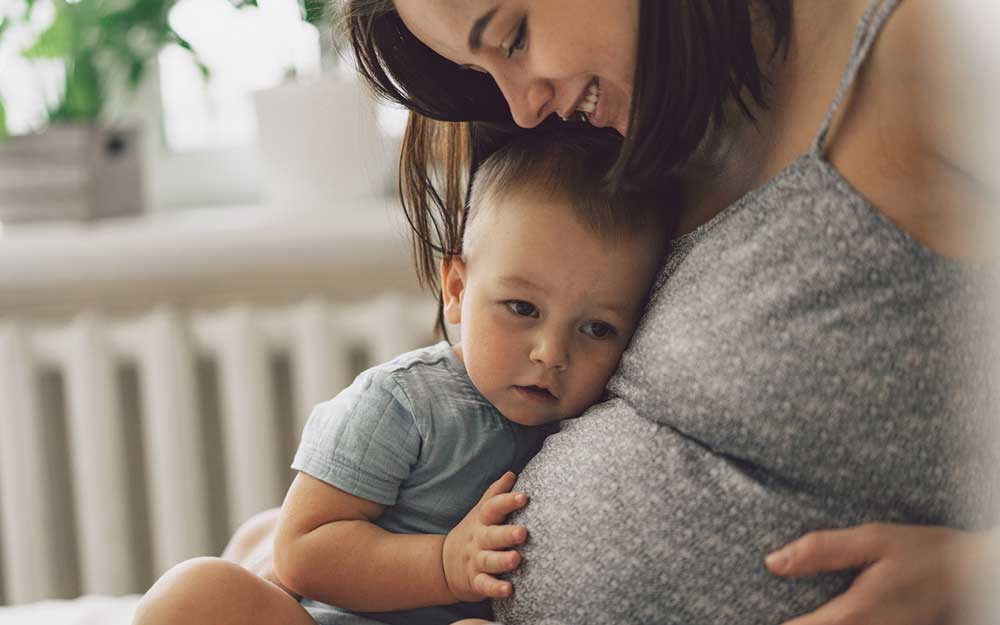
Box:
[432,127,675,340]
[462,129,675,257]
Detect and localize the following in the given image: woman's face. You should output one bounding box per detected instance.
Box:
[393,0,639,136]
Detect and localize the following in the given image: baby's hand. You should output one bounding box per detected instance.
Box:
[442,471,529,602]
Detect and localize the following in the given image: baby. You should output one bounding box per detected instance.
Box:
[276,130,669,625]
[132,130,669,625]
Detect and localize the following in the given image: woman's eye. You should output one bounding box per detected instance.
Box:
[582,321,616,340]
[505,17,527,58]
[505,300,538,317]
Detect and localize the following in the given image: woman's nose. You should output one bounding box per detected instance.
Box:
[493,72,554,128]
[530,331,569,371]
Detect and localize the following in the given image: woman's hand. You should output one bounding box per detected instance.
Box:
[766,522,995,625]
[442,471,529,602]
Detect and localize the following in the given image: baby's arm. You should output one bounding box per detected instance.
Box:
[274,471,528,612]
[275,471,452,611]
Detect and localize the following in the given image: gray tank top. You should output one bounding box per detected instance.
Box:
[495,1,999,623]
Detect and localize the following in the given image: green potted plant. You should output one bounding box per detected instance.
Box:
[0,0,262,223]
[252,0,399,210]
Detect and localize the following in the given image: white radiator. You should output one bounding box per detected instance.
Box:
[0,295,434,605]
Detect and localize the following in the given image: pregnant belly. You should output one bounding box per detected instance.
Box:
[493,398,857,625]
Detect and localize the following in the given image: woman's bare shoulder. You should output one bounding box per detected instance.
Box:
[827,0,999,261]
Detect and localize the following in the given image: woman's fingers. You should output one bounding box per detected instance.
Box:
[771,524,979,625]
[476,549,522,574]
[479,491,529,525]
[778,584,872,625]
[767,524,888,577]
[473,572,513,598]
[477,523,527,550]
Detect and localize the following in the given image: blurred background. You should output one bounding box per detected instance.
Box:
[0,0,435,612]
[0,1,997,624]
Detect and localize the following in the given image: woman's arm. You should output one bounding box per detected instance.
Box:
[766,523,1000,625]
[274,471,528,612]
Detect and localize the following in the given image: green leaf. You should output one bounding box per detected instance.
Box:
[167,28,194,53]
[22,4,73,59]
[0,99,8,142]
[128,60,145,89]
[104,0,170,34]
[301,0,327,25]
[166,27,211,79]
[55,53,102,120]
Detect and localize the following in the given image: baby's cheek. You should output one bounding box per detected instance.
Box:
[592,350,627,390]
[574,364,616,407]
[603,345,628,374]
[465,334,517,389]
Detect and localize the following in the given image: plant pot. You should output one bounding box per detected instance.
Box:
[253,75,397,212]
[0,122,144,224]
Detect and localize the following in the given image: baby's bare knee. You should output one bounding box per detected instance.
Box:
[222,508,281,563]
[132,557,252,625]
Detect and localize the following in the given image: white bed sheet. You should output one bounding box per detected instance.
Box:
[0,595,141,625]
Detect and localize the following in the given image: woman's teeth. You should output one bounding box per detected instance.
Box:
[578,81,600,114]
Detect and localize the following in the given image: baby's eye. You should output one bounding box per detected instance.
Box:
[581,321,616,340]
[505,300,538,318]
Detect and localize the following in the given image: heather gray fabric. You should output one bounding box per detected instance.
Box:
[494,1,1000,623]
[292,341,552,625]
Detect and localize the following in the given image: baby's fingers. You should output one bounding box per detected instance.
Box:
[473,572,513,599]
[476,549,522,574]
[479,491,528,525]
[477,524,527,550]
[479,472,517,503]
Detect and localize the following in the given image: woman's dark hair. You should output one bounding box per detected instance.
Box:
[341,0,789,332]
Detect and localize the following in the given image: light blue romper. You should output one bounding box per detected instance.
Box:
[291,341,554,625]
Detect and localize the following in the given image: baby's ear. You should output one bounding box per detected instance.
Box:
[440,256,466,325]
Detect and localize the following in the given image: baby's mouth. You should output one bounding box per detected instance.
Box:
[514,385,558,402]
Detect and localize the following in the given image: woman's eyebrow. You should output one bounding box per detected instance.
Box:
[468,7,499,51]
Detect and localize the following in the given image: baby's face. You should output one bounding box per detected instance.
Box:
[443,190,663,426]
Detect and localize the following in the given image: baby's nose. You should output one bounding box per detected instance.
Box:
[529,333,569,370]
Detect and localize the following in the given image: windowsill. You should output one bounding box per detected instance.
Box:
[0,200,422,318]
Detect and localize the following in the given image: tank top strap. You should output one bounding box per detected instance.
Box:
[810,0,903,156]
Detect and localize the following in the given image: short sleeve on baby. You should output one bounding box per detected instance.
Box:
[291,369,421,506]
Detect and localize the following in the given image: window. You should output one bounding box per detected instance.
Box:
[0,1,64,135]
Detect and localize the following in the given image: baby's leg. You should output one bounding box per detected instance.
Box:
[220,507,299,597]
[221,507,280,564]
[132,557,314,625]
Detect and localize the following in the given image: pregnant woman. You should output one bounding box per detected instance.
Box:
[345,0,999,623]
[145,1,999,624]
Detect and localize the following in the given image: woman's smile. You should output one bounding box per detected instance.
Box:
[393,0,637,135]
[564,78,604,126]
